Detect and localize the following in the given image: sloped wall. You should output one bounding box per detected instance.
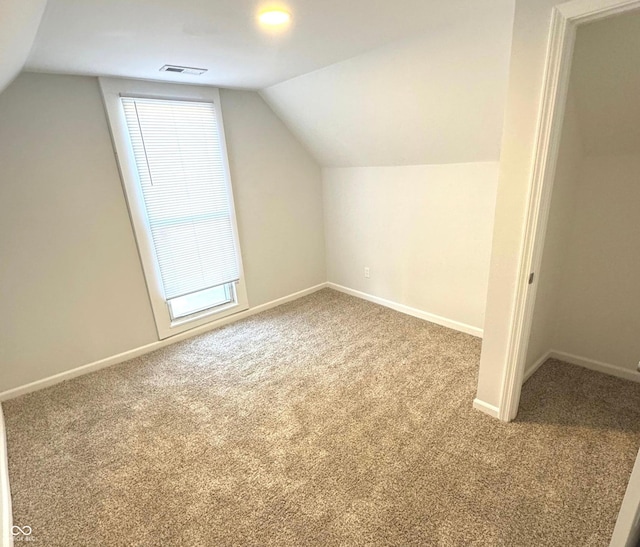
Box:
[261,4,515,168]
[0,0,47,93]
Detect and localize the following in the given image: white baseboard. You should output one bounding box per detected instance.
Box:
[326,283,483,338]
[473,398,500,419]
[0,283,328,402]
[522,350,640,385]
[523,350,553,383]
[549,350,640,384]
[0,409,12,547]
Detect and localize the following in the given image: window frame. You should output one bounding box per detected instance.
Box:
[99,77,249,339]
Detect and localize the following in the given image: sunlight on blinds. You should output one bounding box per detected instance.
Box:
[121,97,239,300]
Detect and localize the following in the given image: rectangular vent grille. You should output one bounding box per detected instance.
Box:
[160,65,208,75]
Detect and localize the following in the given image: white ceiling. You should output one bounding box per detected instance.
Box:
[27,0,511,89]
[572,10,640,156]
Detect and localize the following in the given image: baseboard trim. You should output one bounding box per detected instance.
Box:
[0,283,328,402]
[473,398,500,419]
[523,350,553,383]
[326,283,483,338]
[549,350,640,384]
[0,409,12,547]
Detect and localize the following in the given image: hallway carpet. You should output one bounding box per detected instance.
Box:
[4,289,640,546]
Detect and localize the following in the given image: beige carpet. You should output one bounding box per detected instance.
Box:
[4,289,640,546]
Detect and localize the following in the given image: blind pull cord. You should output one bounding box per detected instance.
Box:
[133,101,155,187]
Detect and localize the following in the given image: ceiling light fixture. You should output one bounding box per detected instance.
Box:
[259,9,291,26]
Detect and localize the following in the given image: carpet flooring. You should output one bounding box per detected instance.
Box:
[4,288,640,546]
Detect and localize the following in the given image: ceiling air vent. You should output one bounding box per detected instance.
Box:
[160,65,208,76]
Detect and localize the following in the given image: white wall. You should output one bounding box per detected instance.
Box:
[261,3,514,167]
[551,153,640,372]
[525,90,583,371]
[0,72,325,393]
[0,0,47,93]
[323,163,498,332]
[477,0,565,409]
[571,10,640,157]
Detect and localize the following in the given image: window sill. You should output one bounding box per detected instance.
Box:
[159,299,249,340]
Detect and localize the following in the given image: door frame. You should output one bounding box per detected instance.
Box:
[500,0,640,422]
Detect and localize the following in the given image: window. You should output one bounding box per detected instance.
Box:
[100,79,248,339]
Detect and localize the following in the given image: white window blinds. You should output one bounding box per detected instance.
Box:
[121,97,240,301]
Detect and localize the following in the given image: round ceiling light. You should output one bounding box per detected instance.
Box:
[259,9,291,26]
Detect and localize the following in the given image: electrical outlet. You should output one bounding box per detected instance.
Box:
[364,267,370,279]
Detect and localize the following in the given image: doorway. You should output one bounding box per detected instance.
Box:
[500,0,640,422]
[523,8,640,385]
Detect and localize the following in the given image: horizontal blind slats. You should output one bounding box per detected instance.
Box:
[122,97,239,300]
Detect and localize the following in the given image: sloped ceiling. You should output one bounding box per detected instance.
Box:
[27,0,509,90]
[19,0,516,167]
[261,2,515,167]
[572,10,640,157]
[0,0,47,93]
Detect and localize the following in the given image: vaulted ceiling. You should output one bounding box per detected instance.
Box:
[8,0,517,167]
[261,2,515,167]
[26,0,510,89]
